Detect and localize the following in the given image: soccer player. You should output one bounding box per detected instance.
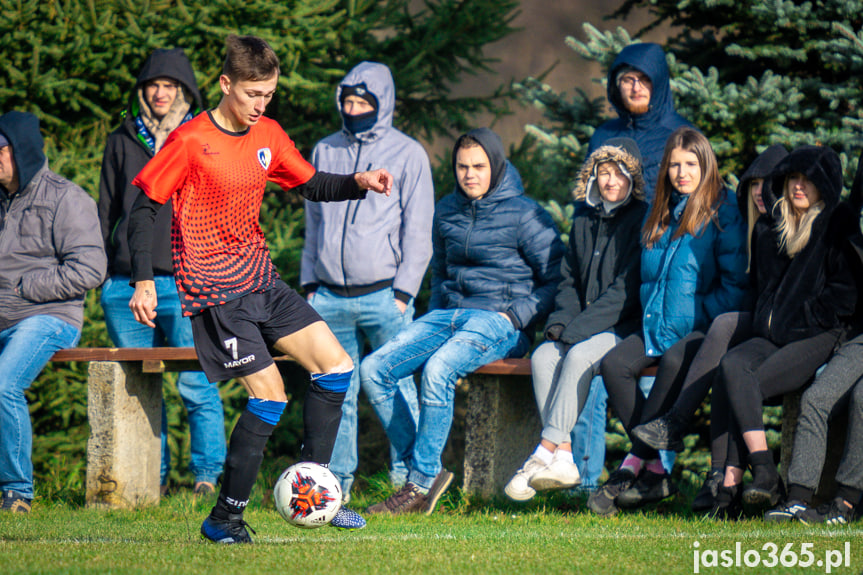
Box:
[127,35,394,543]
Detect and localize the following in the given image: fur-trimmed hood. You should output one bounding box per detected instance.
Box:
[573,138,645,209]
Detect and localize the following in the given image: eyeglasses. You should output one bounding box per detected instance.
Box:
[618,75,650,89]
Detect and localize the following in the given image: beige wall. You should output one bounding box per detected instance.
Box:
[433,2,669,153]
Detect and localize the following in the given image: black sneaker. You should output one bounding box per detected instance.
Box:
[799,497,856,525]
[705,484,743,520]
[200,513,255,544]
[617,470,678,509]
[587,469,637,516]
[0,491,31,513]
[743,469,785,508]
[632,414,685,452]
[423,469,454,516]
[366,483,427,515]
[764,499,810,522]
[691,469,723,512]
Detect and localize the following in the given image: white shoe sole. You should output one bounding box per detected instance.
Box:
[504,482,536,501]
[529,474,581,491]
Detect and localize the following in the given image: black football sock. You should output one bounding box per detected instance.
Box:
[301,381,346,464]
[211,409,276,520]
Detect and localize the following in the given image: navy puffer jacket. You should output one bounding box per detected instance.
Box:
[588,43,694,202]
[430,128,564,337]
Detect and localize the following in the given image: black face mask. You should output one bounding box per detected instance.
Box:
[342,109,378,135]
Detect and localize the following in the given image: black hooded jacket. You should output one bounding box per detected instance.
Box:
[750,145,858,346]
[98,48,203,277]
[736,144,788,220]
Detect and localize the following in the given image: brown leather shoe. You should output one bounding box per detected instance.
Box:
[366,483,427,515]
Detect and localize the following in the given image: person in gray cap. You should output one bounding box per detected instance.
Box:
[0,111,106,513]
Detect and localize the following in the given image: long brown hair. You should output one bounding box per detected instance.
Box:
[642,128,725,247]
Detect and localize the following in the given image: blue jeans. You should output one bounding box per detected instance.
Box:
[571,376,675,490]
[101,276,225,485]
[361,308,527,490]
[309,286,419,494]
[570,376,608,490]
[0,315,80,499]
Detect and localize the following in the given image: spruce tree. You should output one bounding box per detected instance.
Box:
[513,1,863,477]
[0,0,518,195]
[0,0,519,494]
[515,1,863,211]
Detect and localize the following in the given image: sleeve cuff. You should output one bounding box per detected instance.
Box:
[394,290,412,304]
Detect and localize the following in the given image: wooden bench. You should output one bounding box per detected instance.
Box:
[51,348,831,508]
[48,348,542,508]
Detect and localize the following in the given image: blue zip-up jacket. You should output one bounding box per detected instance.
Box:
[430,128,565,336]
[640,191,749,356]
[301,62,434,300]
[588,43,694,202]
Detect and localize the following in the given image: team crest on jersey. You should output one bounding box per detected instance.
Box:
[257,147,272,170]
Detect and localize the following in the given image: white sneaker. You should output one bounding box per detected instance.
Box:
[529,453,581,491]
[504,455,548,501]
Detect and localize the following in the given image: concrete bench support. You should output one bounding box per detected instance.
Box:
[463,372,541,497]
[85,360,162,508]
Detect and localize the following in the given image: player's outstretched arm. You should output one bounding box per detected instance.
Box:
[129,280,158,328]
[355,168,393,196]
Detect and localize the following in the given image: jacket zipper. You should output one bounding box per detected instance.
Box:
[340,141,364,287]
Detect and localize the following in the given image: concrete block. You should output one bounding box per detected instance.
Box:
[86,361,161,508]
[463,373,542,497]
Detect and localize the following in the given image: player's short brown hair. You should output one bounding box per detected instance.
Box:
[222,34,280,82]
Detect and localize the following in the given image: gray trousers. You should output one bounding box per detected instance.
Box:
[530,333,620,446]
[788,333,863,492]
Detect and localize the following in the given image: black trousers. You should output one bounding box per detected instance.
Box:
[601,331,705,460]
[713,330,840,468]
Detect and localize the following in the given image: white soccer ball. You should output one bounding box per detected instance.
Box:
[273,462,342,529]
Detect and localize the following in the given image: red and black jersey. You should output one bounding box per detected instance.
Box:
[133,112,316,315]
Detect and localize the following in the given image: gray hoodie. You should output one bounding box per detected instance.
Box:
[0,111,107,331]
[301,62,434,300]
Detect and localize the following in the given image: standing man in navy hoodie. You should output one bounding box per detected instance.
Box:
[301,62,433,515]
[0,111,106,512]
[98,48,225,497]
[576,43,694,490]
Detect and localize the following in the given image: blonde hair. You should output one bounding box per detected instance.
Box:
[744,180,762,271]
[773,178,825,257]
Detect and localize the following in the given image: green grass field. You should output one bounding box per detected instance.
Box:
[1,479,861,575]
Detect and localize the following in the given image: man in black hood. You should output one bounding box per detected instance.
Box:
[98,48,225,497]
[0,111,106,512]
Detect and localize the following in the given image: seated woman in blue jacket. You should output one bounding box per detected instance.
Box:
[504,138,648,501]
[631,144,788,513]
[588,127,749,516]
[707,145,859,519]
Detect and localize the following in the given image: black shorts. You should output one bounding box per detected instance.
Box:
[190,279,322,382]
